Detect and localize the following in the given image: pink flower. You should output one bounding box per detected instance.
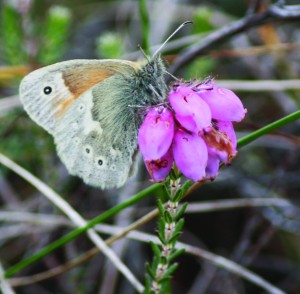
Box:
[172,130,208,181]
[169,87,211,133]
[138,107,174,182]
[138,106,174,160]
[198,86,246,122]
[138,81,246,183]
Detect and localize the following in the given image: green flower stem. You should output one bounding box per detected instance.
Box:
[238,109,300,148]
[4,183,162,278]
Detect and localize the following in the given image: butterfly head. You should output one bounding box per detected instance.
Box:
[138,55,167,102]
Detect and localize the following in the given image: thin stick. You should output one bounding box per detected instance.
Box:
[0,153,144,293]
[216,79,300,91]
[169,3,300,73]
[0,261,15,294]
[184,244,285,294]
[186,198,292,213]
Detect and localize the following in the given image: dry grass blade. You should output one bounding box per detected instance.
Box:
[0,153,144,293]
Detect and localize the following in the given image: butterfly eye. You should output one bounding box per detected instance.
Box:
[146,64,154,74]
[44,86,52,95]
[98,159,103,166]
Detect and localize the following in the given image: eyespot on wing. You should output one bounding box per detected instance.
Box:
[19,59,141,134]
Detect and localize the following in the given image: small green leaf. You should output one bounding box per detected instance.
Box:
[169,248,185,262]
[173,189,183,202]
[144,274,152,294]
[146,263,156,280]
[168,232,182,245]
[164,211,173,224]
[175,203,188,221]
[150,241,161,259]
[182,179,192,192]
[163,183,171,200]
[157,199,165,216]
[152,256,159,273]
[158,218,165,238]
[174,180,192,201]
[158,279,171,294]
[157,276,171,284]
[157,232,165,244]
[174,219,185,234]
[161,263,178,280]
[160,256,167,265]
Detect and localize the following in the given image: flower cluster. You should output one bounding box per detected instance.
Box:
[138,81,247,182]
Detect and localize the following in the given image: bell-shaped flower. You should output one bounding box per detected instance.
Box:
[198,86,247,122]
[169,86,211,133]
[173,129,208,181]
[138,106,174,160]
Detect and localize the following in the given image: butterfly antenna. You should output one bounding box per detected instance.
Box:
[137,44,150,62]
[164,70,179,81]
[152,21,192,58]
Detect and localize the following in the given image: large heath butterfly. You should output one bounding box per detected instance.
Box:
[19,56,167,189]
[19,22,190,189]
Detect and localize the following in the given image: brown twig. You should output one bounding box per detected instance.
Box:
[169,3,300,74]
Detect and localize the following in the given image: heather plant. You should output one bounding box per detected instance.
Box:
[0,1,300,294]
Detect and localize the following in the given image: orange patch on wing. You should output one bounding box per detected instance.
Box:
[54,61,142,118]
[55,67,115,118]
[62,68,115,98]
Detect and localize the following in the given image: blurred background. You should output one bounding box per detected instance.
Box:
[0,0,300,293]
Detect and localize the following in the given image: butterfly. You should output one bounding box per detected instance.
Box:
[19,55,168,189]
[19,22,191,189]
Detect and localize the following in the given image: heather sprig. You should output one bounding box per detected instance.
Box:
[140,80,246,293]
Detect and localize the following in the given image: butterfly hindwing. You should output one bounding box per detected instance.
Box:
[54,74,138,188]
